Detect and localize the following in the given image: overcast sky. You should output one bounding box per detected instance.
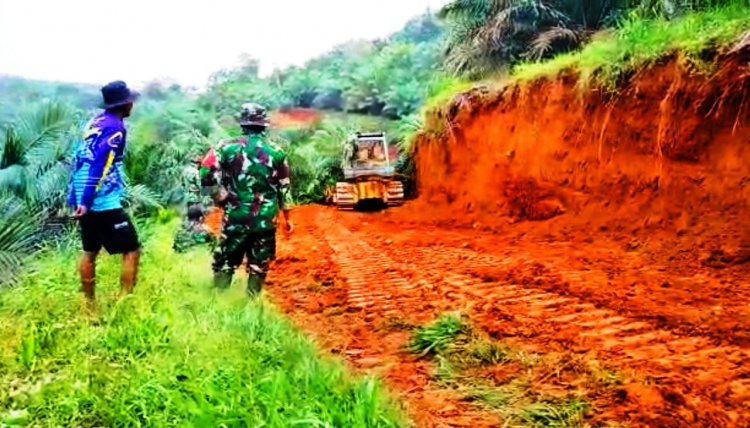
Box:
[0,0,449,88]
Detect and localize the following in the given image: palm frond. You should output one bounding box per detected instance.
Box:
[0,194,41,287]
[529,26,586,60]
[440,0,624,76]
[0,125,27,169]
[0,101,77,200]
[438,0,501,21]
[29,161,71,210]
[0,164,30,196]
[124,184,163,212]
[18,101,76,166]
[478,1,570,45]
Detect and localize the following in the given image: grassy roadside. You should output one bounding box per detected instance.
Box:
[513,2,750,87]
[0,222,406,427]
[409,2,750,145]
[417,1,750,119]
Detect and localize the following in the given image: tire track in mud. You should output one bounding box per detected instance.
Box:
[269,209,503,428]
[388,249,750,426]
[315,211,441,324]
[317,209,750,427]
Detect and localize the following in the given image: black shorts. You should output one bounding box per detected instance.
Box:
[79,209,140,254]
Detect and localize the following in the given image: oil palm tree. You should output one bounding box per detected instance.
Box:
[0,194,41,287]
[0,101,77,205]
[438,0,627,77]
[439,0,739,77]
[0,101,77,287]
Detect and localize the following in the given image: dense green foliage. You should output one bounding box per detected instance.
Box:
[0,102,82,285]
[0,96,213,286]
[125,96,227,206]
[0,223,405,427]
[200,12,446,119]
[412,0,750,134]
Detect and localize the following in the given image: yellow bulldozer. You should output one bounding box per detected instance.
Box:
[333,132,404,210]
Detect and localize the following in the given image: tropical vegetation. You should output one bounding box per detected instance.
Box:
[0,0,749,424]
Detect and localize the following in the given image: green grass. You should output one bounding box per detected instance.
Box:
[408,313,510,368]
[518,399,592,428]
[512,2,750,88]
[0,222,406,427]
[408,314,593,427]
[408,312,468,356]
[420,76,477,115]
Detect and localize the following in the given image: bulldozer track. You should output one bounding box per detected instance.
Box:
[316,210,439,323]
[306,208,750,426]
[271,210,505,427]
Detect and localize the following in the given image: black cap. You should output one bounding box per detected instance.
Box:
[100,80,140,109]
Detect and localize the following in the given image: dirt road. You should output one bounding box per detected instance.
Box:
[267,205,750,427]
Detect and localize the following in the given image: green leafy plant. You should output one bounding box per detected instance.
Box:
[409,312,469,356]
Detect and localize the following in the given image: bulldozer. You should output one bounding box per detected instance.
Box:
[333,132,404,210]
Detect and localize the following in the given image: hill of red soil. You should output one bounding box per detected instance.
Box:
[412,47,750,270]
[270,108,323,128]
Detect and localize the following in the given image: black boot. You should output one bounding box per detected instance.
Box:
[247,274,264,297]
[214,271,233,289]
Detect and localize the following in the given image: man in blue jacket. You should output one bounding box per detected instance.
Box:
[68,81,141,304]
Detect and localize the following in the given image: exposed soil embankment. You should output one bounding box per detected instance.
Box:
[413,47,750,262]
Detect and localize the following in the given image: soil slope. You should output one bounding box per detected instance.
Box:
[413,48,750,267]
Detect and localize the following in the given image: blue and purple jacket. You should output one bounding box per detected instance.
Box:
[67,111,127,212]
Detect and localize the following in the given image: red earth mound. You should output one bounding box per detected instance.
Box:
[416,49,750,228]
[411,47,750,266]
[269,108,323,129]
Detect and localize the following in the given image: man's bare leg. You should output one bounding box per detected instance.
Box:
[120,250,140,297]
[78,251,99,311]
[79,251,98,302]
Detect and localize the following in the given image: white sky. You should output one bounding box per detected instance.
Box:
[0,0,449,89]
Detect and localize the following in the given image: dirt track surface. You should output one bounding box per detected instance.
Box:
[267,205,750,427]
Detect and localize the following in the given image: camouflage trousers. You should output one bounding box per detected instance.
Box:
[212,225,276,278]
[173,220,216,253]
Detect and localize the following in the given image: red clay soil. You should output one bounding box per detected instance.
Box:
[267,207,502,427]
[261,48,750,427]
[268,205,750,427]
[204,207,223,236]
[414,48,750,252]
[269,108,323,128]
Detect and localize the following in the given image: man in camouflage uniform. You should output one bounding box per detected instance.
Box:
[172,159,216,252]
[186,159,212,208]
[173,204,216,253]
[199,103,293,296]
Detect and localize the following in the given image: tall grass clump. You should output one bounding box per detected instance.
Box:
[0,222,406,427]
[408,312,469,356]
